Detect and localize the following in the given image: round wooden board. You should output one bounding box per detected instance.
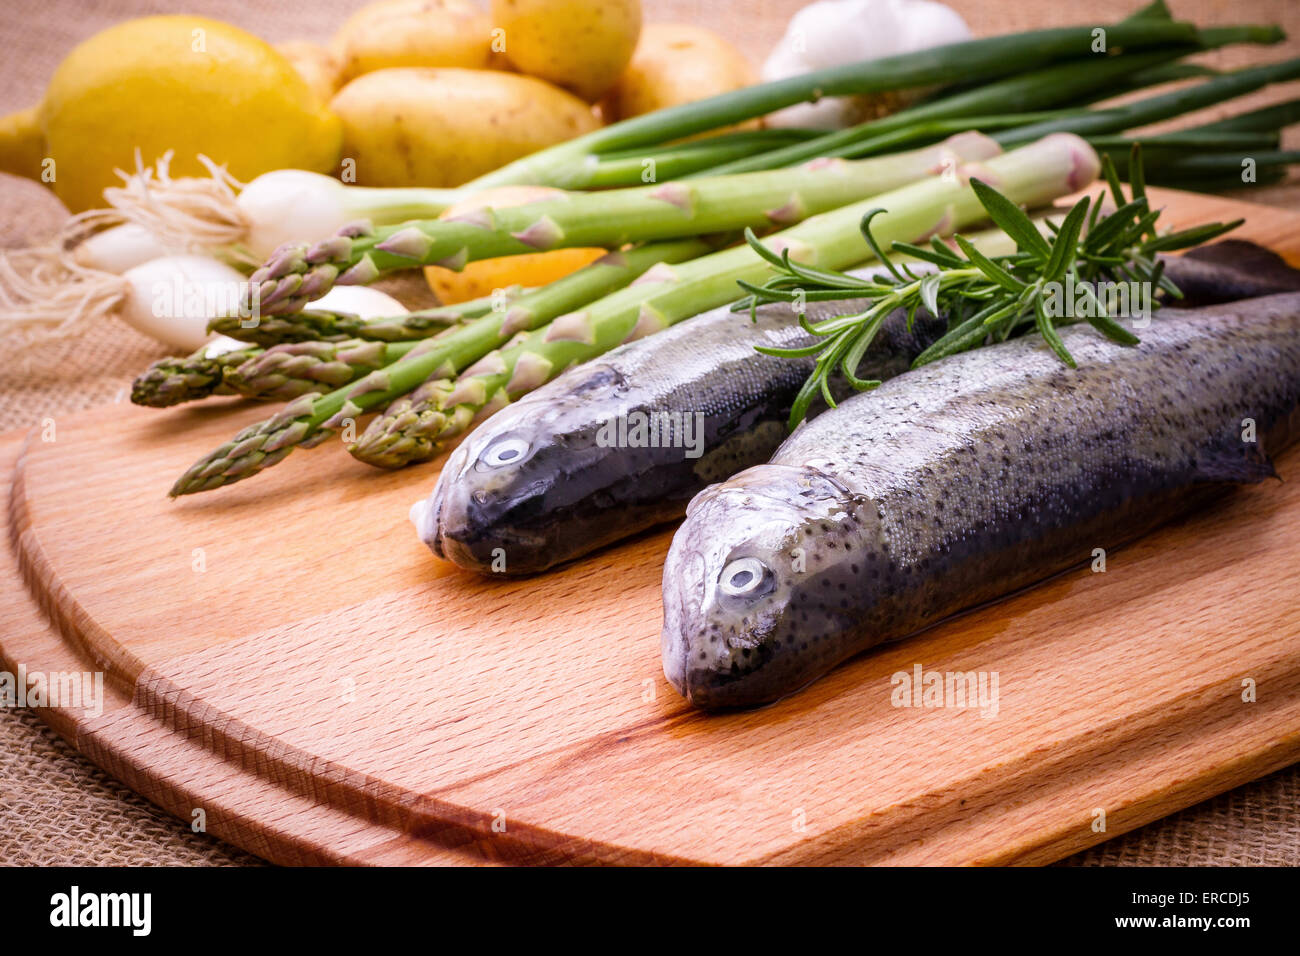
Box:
[6,188,1300,866]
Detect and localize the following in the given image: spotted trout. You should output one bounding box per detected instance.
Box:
[415,291,947,574]
[662,293,1300,709]
[415,242,1300,576]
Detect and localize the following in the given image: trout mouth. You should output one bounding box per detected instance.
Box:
[420,421,552,569]
[662,464,864,709]
[428,475,558,572]
[661,542,704,697]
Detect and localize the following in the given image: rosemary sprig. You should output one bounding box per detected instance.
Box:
[737,146,1242,427]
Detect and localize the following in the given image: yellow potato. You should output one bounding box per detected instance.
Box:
[492,0,641,102]
[276,41,343,103]
[334,0,493,80]
[331,68,599,187]
[424,185,605,303]
[602,23,757,123]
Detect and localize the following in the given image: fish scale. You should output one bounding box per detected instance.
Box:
[662,293,1300,709]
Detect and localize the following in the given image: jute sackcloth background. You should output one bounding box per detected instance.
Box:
[2,0,1298,867]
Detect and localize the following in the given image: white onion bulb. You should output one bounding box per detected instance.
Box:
[119,256,249,351]
[117,256,409,351]
[304,284,407,318]
[235,170,358,260]
[73,223,171,274]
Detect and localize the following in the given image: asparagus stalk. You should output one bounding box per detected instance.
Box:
[169,238,711,495]
[137,295,508,406]
[346,297,519,342]
[131,342,262,407]
[208,304,473,347]
[224,339,419,401]
[354,134,1100,467]
[345,376,463,468]
[246,134,1003,316]
[208,292,507,347]
[348,223,1045,468]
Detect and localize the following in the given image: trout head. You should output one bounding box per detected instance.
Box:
[661,463,875,710]
[416,364,627,574]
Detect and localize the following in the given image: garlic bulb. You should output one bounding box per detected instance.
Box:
[762,0,972,130]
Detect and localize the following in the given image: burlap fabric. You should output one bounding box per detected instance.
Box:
[2,0,1298,867]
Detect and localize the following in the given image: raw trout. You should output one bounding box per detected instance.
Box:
[416,242,1300,575]
[415,294,945,574]
[661,293,1300,709]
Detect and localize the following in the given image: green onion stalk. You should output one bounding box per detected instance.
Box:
[691,48,1189,177]
[1101,149,1300,184]
[995,57,1300,147]
[682,26,1282,178]
[466,19,1201,192]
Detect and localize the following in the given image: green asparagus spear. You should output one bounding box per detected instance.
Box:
[357,134,1100,466]
[224,339,419,401]
[208,305,464,347]
[346,376,464,468]
[347,223,1041,469]
[131,342,262,407]
[244,135,1003,315]
[170,237,712,495]
[208,291,506,346]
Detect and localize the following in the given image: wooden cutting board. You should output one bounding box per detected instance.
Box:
[5,188,1300,866]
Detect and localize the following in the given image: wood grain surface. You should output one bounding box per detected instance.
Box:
[3,188,1300,865]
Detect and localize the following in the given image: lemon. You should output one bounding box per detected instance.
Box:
[0,16,342,212]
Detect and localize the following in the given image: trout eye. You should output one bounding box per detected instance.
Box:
[479,437,529,470]
[719,557,773,598]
